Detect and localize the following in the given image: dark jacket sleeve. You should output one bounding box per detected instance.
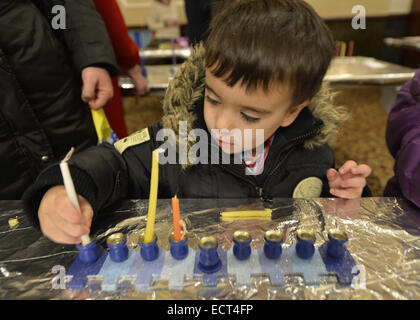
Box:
[283,143,334,198]
[22,132,157,229]
[41,0,118,76]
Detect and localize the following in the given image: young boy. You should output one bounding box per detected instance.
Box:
[23,0,371,244]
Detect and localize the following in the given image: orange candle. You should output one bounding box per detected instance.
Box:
[172,195,181,241]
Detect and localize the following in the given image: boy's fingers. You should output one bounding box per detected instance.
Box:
[54,195,84,225]
[54,218,90,239]
[338,160,358,175]
[328,170,346,189]
[351,164,372,177]
[330,187,361,200]
[336,177,366,189]
[326,168,339,181]
[40,217,82,245]
[79,196,94,228]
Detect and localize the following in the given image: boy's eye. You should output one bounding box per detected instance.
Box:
[205,95,220,105]
[241,112,260,123]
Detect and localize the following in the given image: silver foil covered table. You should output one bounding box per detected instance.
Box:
[0,197,419,300]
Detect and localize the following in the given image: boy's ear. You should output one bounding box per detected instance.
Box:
[280,99,310,127]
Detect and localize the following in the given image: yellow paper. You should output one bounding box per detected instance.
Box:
[8,217,19,229]
[91,109,112,143]
[144,149,160,243]
[220,209,272,221]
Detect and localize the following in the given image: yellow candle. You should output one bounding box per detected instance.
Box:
[144,149,160,243]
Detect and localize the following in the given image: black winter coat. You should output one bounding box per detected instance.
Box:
[0,0,117,199]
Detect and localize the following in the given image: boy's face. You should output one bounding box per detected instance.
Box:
[203,68,308,154]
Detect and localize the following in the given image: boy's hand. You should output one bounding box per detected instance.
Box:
[38,186,93,244]
[327,160,372,199]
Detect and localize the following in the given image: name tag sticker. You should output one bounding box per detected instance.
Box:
[114,128,150,154]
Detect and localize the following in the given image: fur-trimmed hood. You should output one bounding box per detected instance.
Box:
[161,44,348,167]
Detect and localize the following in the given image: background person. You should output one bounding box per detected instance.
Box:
[384,68,420,209]
[93,0,150,139]
[0,0,117,199]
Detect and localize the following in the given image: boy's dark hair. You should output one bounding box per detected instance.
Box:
[204,0,335,108]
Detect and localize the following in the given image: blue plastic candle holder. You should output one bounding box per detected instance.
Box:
[233,231,252,260]
[139,233,159,261]
[326,229,348,259]
[198,236,222,274]
[263,230,283,259]
[107,233,129,262]
[296,229,316,259]
[169,234,189,260]
[76,239,100,264]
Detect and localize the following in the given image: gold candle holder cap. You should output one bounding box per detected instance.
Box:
[107,233,125,245]
[328,228,348,241]
[265,230,283,242]
[297,229,315,241]
[233,230,251,243]
[199,236,217,249]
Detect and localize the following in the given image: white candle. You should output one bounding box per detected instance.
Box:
[59,148,91,246]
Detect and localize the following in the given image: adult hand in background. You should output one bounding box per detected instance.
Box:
[124,64,150,97]
[81,66,114,109]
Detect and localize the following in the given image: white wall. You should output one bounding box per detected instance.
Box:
[116,0,413,27]
[305,0,413,19]
[117,0,186,27]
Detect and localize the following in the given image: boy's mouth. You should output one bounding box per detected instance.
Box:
[218,137,235,147]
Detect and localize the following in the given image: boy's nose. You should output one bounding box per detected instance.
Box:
[215,111,235,131]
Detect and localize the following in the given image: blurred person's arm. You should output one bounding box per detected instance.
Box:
[43,0,118,76]
[43,0,118,108]
[385,69,420,207]
[93,0,149,95]
[93,0,140,69]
